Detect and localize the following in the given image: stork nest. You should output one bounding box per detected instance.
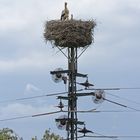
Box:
[44,19,96,48]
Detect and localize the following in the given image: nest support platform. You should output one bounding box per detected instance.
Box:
[44,19,96,48]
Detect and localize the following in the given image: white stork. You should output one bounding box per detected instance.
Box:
[61,2,69,21]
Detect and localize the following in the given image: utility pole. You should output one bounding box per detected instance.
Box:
[67,47,78,140]
[43,3,140,140]
[44,3,96,140]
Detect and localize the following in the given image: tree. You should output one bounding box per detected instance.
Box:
[41,130,62,140]
[32,136,37,140]
[0,128,22,140]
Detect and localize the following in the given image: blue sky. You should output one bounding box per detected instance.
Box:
[0,0,140,139]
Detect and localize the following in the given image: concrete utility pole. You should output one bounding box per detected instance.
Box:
[67,47,78,140]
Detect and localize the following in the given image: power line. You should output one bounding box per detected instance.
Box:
[0,87,139,105]
[2,88,138,104]
[106,92,140,106]
[1,109,140,122]
[0,92,68,104]
[78,135,140,139]
[86,87,140,91]
[32,110,61,117]
[0,115,32,122]
[0,110,61,122]
[104,98,140,111]
[0,89,84,104]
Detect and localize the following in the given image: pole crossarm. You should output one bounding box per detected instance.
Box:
[75,73,87,78]
[55,118,84,125]
[57,96,70,100]
[50,70,87,78]
[76,92,95,97]
[57,92,95,100]
[50,70,70,74]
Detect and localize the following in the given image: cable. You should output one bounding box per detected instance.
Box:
[63,135,118,140]
[106,92,140,106]
[86,87,140,91]
[0,92,64,103]
[0,89,84,104]
[78,134,118,140]
[104,98,127,108]
[0,110,61,122]
[103,98,140,111]
[78,135,140,139]
[115,136,140,138]
[95,110,140,113]
[0,108,140,122]
[32,111,61,117]
[93,132,119,140]
[0,115,32,122]
[0,87,139,104]
[64,109,140,113]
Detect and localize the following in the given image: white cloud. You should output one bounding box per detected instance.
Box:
[0,56,44,73]
[0,0,64,32]
[0,51,45,72]
[0,18,28,32]
[0,50,67,74]
[24,83,41,94]
[0,103,56,118]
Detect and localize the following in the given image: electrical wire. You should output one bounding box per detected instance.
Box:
[63,135,118,140]
[114,136,140,138]
[78,135,140,139]
[106,92,140,106]
[32,110,61,117]
[93,131,119,140]
[62,109,140,113]
[0,87,139,104]
[1,108,140,122]
[0,110,61,122]
[104,98,127,108]
[91,110,140,113]
[0,88,140,126]
[86,87,140,91]
[77,130,140,139]
[77,131,118,140]
[0,115,32,122]
[103,98,140,111]
[0,89,84,104]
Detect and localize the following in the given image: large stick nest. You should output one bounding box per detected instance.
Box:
[44,20,96,48]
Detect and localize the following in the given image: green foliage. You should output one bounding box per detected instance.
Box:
[0,128,19,140]
[42,130,62,140]
[32,136,37,140]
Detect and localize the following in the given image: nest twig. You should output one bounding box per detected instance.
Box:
[44,19,96,48]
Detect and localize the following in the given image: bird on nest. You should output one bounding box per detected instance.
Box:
[61,2,69,21]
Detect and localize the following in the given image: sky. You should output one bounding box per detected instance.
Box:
[0,0,140,139]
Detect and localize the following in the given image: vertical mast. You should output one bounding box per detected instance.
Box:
[68,47,78,140]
